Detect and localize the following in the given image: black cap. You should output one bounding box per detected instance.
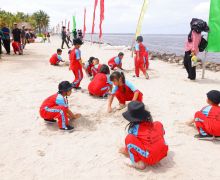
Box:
[73,38,83,45]
[122,101,152,123]
[207,90,220,104]
[58,81,73,93]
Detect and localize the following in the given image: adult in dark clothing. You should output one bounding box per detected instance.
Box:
[61,26,70,49]
[21,25,26,49]
[73,29,77,39]
[12,23,22,55]
[78,29,83,40]
[1,25,11,54]
[0,29,4,55]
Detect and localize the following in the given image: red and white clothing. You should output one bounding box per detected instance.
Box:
[69,48,83,88]
[125,121,168,165]
[134,43,147,77]
[111,80,143,104]
[194,105,220,136]
[88,73,112,97]
[39,93,69,129]
[50,53,62,65]
[185,31,202,55]
[91,64,102,77]
[84,62,94,76]
[108,56,122,70]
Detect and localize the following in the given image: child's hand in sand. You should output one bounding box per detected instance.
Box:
[186,119,194,127]
[74,113,81,119]
[108,107,113,113]
[119,147,129,157]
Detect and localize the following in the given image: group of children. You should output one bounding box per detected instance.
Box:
[42,36,220,170]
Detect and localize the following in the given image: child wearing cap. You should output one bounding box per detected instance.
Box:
[134,36,149,79]
[119,101,168,170]
[88,64,112,97]
[187,90,220,137]
[49,49,65,65]
[108,52,124,70]
[39,81,81,131]
[69,38,84,89]
[91,58,102,78]
[107,71,143,113]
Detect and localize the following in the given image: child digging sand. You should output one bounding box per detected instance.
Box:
[39,81,81,131]
[187,90,220,138]
[49,49,65,65]
[119,101,168,170]
[108,71,143,113]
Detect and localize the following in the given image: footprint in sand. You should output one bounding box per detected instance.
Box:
[37,150,46,157]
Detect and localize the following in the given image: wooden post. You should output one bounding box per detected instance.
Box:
[202,51,207,79]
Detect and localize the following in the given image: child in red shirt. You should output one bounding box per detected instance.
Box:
[49,49,65,65]
[39,81,81,131]
[83,57,95,77]
[119,101,168,170]
[91,58,102,78]
[134,36,149,79]
[88,64,112,97]
[108,52,124,70]
[187,90,220,138]
[69,38,83,89]
[108,71,143,113]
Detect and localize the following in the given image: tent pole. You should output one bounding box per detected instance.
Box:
[202,51,207,79]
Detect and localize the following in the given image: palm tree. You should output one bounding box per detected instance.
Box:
[33,10,50,33]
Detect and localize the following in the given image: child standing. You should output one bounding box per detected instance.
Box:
[187,90,220,137]
[134,36,149,79]
[49,49,65,65]
[108,71,143,113]
[88,64,112,97]
[69,38,84,89]
[39,81,81,131]
[108,52,124,70]
[91,58,102,77]
[119,101,168,170]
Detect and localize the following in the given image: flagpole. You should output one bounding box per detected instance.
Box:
[202,51,207,79]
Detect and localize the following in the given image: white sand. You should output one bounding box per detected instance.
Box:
[0,36,220,180]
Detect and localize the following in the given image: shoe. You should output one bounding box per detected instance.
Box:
[44,119,56,123]
[60,125,74,131]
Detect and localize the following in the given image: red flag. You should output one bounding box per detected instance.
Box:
[99,0,104,39]
[91,0,98,34]
[83,8,87,38]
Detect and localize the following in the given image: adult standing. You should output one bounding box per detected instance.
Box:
[12,23,22,55]
[21,25,26,49]
[66,29,72,44]
[0,29,4,55]
[1,24,11,55]
[184,18,209,80]
[61,26,70,49]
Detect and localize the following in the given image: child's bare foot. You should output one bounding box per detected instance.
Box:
[124,159,146,170]
[145,72,149,79]
[117,104,126,110]
[119,147,129,157]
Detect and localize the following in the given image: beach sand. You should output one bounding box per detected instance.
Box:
[0,36,220,180]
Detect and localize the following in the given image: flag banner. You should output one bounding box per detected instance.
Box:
[68,21,70,30]
[99,0,104,39]
[135,0,149,38]
[92,0,98,34]
[72,16,76,31]
[207,0,220,52]
[83,8,87,38]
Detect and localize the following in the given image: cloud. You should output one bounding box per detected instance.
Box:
[193,1,210,14]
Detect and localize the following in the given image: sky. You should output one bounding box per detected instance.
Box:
[0,0,210,34]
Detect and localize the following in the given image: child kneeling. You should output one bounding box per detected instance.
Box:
[120,101,168,170]
[188,90,220,137]
[39,81,81,131]
[88,64,112,97]
[108,71,143,113]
